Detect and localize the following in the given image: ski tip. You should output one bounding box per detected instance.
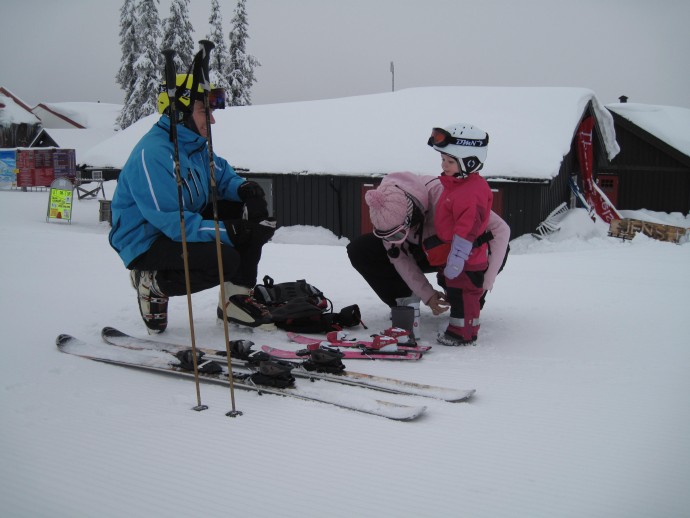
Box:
[378,402,427,421]
[56,334,75,348]
[101,326,126,339]
[439,388,476,402]
[405,406,427,421]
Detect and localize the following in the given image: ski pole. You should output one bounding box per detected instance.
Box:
[196,39,242,418]
[162,48,207,412]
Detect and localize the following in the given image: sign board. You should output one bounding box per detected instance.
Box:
[608,218,688,244]
[0,148,16,189]
[46,177,74,223]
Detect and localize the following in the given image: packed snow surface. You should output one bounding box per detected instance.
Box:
[1,187,688,517]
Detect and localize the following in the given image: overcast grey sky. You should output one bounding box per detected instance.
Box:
[2,0,689,108]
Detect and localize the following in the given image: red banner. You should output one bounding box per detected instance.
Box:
[576,116,620,223]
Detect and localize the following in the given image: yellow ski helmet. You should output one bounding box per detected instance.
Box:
[157,73,226,114]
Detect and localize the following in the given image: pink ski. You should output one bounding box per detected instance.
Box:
[261,345,424,361]
[287,330,432,353]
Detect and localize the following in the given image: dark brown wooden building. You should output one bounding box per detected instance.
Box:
[599,103,690,215]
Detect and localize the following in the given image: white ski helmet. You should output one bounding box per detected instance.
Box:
[427,123,489,174]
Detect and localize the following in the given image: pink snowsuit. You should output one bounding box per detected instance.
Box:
[435,173,494,341]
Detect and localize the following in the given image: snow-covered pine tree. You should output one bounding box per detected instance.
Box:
[116,0,138,129]
[206,0,231,91]
[227,0,260,106]
[119,0,162,129]
[161,0,195,73]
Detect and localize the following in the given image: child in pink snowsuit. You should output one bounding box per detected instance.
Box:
[429,123,494,346]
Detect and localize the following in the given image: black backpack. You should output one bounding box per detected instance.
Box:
[252,276,363,333]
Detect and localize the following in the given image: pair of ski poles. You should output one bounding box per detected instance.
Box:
[162,41,242,417]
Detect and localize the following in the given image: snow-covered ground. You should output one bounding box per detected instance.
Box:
[1,186,688,518]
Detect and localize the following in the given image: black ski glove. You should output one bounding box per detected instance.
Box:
[251,218,277,245]
[238,181,268,222]
[224,219,252,246]
[238,180,265,200]
[224,218,277,247]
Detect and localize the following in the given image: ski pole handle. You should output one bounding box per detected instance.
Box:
[161,49,179,140]
[197,39,215,92]
[162,49,177,103]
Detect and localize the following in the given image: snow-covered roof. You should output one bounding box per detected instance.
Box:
[82,86,620,180]
[47,128,118,161]
[33,102,121,130]
[0,87,33,112]
[31,105,84,129]
[606,102,690,159]
[0,94,41,126]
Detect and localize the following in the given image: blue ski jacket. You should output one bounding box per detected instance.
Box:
[109,115,246,268]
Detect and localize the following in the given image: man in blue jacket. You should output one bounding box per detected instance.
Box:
[109,73,275,334]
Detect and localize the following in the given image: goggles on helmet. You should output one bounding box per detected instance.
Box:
[208,88,226,110]
[427,127,489,149]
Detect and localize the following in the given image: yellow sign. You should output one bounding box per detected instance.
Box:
[47,178,74,223]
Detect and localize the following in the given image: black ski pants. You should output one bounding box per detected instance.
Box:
[346,233,436,308]
[129,201,264,297]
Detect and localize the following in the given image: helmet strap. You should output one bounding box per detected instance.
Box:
[183,114,201,136]
[446,155,466,178]
[164,105,187,124]
[456,156,483,176]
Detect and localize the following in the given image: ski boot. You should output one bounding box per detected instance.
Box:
[130,270,168,334]
[394,295,421,338]
[436,324,477,347]
[218,283,276,330]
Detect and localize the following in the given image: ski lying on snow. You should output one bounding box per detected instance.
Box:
[286,331,432,353]
[261,345,424,361]
[57,334,426,421]
[101,327,473,402]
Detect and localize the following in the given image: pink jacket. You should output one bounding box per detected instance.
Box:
[377,172,508,304]
[483,212,510,291]
[435,173,494,272]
